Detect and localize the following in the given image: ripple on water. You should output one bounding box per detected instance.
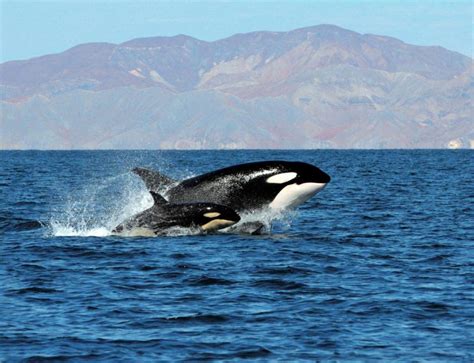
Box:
[185,276,236,286]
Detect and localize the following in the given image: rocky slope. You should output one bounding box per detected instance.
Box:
[1,25,472,149]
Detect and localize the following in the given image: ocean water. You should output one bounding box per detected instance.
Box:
[1,150,473,361]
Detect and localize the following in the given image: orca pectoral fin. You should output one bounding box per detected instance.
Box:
[251,223,267,235]
[132,167,176,191]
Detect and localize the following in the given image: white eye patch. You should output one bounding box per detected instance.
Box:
[203,212,221,218]
[266,172,297,184]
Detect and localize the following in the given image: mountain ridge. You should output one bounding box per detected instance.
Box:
[1,24,472,149]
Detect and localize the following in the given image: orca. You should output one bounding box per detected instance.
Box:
[133,160,330,213]
[112,191,241,236]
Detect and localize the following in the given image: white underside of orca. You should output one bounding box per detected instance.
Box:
[201,219,237,231]
[269,182,327,210]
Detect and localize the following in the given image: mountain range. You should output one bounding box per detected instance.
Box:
[1,24,472,149]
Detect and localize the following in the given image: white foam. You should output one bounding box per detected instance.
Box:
[50,226,112,237]
[48,173,153,237]
[222,207,296,234]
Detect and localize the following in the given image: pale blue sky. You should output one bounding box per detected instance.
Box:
[0,0,472,63]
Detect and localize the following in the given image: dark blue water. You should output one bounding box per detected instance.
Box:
[1,150,473,361]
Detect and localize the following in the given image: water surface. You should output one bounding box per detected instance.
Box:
[1,150,473,361]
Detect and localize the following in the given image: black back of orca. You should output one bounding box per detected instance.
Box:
[166,160,330,212]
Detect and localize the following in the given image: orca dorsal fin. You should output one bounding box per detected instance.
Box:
[150,191,168,206]
[133,167,176,192]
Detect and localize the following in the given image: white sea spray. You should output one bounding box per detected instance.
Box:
[49,172,153,237]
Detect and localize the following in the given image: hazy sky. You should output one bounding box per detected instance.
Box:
[0,0,472,62]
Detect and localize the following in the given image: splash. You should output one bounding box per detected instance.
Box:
[50,226,112,237]
[47,168,297,238]
[222,207,296,235]
[48,173,153,237]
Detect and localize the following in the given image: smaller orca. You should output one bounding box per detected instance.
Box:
[112,192,240,236]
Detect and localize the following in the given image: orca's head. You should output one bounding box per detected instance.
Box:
[261,161,331,210]
[172,203,241,232]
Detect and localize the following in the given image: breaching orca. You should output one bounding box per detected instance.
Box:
[133,160,330,213]
[112,191,241,236]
